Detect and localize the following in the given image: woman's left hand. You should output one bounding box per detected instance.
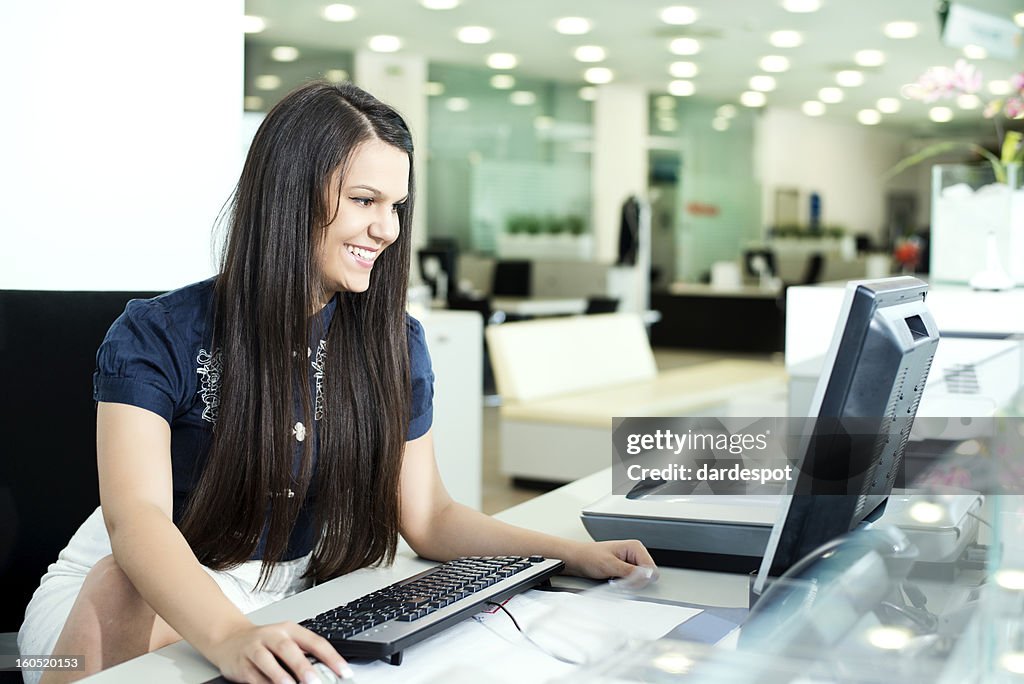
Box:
[562,539,659,582]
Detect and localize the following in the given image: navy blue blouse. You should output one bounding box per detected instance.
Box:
[92,277,434,560]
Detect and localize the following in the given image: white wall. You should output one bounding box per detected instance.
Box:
[755,108,914,240]
[1,1,244,291]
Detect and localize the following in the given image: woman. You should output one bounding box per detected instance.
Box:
[18,81,655,684]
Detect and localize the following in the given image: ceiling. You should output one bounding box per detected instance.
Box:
[244,0,1023,137]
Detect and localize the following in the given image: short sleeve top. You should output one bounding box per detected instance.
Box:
[92,277,435,560]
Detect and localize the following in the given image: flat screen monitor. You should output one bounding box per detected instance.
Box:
[752,276,939,597]
[418,239,458,302]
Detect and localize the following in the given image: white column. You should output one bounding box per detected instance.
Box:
[354,51,429,271]
[0,1,244,290]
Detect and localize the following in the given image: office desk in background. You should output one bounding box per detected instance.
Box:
[87,469,748,683]
[489,296,587,318]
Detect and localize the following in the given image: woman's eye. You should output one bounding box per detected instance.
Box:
[391,202,406,213]
[352,197,373,207]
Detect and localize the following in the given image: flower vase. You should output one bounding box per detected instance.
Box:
[930,163,1024,287]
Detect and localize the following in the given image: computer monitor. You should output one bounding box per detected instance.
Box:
[418,239,458,303]
[751,276,939,597]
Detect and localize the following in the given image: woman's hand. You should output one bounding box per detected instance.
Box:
[206,621,353,683]
[562,539,659,583]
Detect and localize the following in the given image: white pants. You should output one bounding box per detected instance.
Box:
[17,507,312,684]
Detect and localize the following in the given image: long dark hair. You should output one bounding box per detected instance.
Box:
[179,81,415,585]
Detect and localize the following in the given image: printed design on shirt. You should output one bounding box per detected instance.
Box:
[196,348,222,423]
[312,339,328,421]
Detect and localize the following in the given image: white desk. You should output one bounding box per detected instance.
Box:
[490,297,587,317]
[87,469,748,682]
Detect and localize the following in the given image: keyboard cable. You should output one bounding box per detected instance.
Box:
[484,601,584,666]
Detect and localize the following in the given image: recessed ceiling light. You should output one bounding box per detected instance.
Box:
[584,67,614,84]
[782,0,821,12]
[716,104,737,118]
[421,0,459,9]
[446,97,470,112]
[574,46,606,63]
[254,74,282,90]
[555,17,592,35]
[988,80,1012,95]
[578,86,597,101]
[490,74,515,89]
[769,30,803,48]
[740,91,767,107]
[243,95,264,110]
[884,21,918,39]
[457,26,493,44]
[510,90,537,105]
[1016,12,1024,28]
[368,35,402,52]
[659,6,699,25]
[857,109,881,125]
[750,75,777,91]
[668,80,695,96]
[854,49,885,67]
[963,44,987,60]
[711,117,730,131]
[802,101,826,116]
[836,70,864,87]
[669,61,698,78]
[243,15,266,33]
[759,55,790,72]
[487,53,518,69]
[819,87,844,103]
[929,106,953,122]
[656,95,677,110]
[425,82,446,96]
[877,97,900,113]
[867,626,912,651]
[957,94,981,110]
[271,46,300,62]
[669,37,701,55]
[322,4,357,22]
[325,69,349,83]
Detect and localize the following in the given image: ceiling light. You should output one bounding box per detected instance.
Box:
[659,6,699,25]
[711,117,730,131]
[740,91,767,107]
[836,70,864,87]
[487,53,518,69]
[584,67,614,84]
[1016,12,1024,28]
[271,46,300,62]
[750,75,777,91]
[759,55,790,72]
[819,87,843,103]
[325,69,349,83]
[857,109,881,125]
[716,104,737,118]
[802,101,826,116]
[574,45,606,63]
[782,0,821,12]
[929,106,953,123]
[769,30,803,48]
[446,97,470,112]
[421,0,459,8]
[555,17,592,35]
[243,95,264,110]
[578,86,598,101]
[669,61,698,78]
[510,90,537,105]
[908,501,944,523]
[322,4,357,22]
[867,626,912,650]
[957,93,981,110]
[254,74,282,90]
[669,37,701,55]
[963,44,987,60]
[457,26,493,44]
[668,80,695,96]
[876,97,900,113]
[425,82,446,96]
[988,80,1012,95]
[655,95,677,110]
[996,569,1024,591]
[243,15,266,33]
[1003,653,1024,675]
[884,21,919,39]
[659,117,679,132]
[490,74,515,89]
[368,35,402,52]
[854,49,885,67]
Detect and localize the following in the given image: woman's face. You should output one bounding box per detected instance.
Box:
[318,138,410,298]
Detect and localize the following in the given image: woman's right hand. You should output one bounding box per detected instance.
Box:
[207,621,353,683]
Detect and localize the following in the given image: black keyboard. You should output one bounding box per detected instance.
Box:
[300,555,564,665]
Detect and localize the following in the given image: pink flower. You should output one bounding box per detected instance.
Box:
[1006,97,1024,119]
[1011,71,1024,94]
[908,60,983,103]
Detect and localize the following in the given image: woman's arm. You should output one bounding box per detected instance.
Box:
[398,429,656,579]
[96,402,349,682]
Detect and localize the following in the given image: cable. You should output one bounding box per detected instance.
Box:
[484,601,584,666]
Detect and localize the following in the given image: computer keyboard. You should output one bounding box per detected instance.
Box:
[300,555,565,665]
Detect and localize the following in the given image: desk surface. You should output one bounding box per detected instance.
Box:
[490,296,587,317]
[88,469,749,682]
